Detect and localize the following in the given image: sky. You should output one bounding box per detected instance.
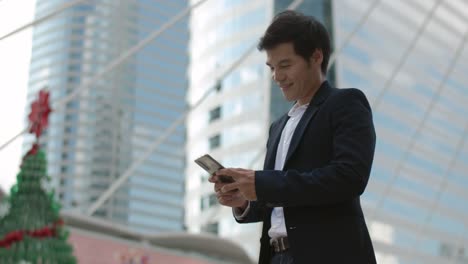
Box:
[0,1,36,194]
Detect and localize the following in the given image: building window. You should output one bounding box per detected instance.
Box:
[200,197,206,211]
[200,173,209,184]
[209,134,221,150]
[208,193,217,207]
[209,106,221,122]
[201,222,218,235]
[200,193,219,211]
[215,81,222,92]
[439,242,468,261]
[200,197,205,211]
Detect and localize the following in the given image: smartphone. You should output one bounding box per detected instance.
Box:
[194,154,234,183]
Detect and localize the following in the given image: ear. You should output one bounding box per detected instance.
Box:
[312,49,323,66]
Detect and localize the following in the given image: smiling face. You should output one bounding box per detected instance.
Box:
[266,42,325,105]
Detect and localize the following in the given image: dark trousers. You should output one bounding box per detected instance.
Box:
[270,250,294,264]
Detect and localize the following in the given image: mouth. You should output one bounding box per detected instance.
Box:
[280,83,293,90]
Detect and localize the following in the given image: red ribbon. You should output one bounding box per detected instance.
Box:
[28,89,52,138]
[0,220,63,248]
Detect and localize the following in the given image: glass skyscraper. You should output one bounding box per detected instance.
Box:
[25,0,189,233]
[185,0,269,259]
[334,0,468,263]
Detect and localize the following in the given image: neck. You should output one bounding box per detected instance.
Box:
[297,74,326,105]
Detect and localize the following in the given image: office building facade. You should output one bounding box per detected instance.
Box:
[333,0,468,263]
[25,0,189,233]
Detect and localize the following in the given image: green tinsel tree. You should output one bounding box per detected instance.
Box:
[0,90,76,263]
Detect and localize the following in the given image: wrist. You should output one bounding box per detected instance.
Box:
[239,200,248,210]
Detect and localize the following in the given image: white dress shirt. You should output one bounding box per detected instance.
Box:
[268,102,309,238]
[234,102,309,239]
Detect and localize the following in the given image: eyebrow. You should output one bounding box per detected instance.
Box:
[266,59,292,67]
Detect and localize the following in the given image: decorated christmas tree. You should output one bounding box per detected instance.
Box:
[0,90,76,263]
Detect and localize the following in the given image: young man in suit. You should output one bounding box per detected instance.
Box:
[209,10,377,264]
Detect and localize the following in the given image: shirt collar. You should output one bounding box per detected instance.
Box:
[288,102,309,117]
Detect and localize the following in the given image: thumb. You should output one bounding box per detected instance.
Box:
[221,182,239,193]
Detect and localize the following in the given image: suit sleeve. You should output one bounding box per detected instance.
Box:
[233,201,268,223]
[233,122,276,223]
[255,89,376,207]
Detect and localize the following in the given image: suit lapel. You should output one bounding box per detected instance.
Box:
[264,114,289,170]
[285,81,333,164]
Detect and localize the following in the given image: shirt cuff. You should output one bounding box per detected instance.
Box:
[233,202,250,220]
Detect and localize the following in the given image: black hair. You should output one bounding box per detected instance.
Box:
[258,10,331,75]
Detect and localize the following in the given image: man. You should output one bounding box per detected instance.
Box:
[209,11,377,264]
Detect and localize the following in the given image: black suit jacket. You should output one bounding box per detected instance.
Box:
[238,81,377,264]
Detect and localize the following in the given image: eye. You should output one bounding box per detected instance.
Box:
[279,65,291,69]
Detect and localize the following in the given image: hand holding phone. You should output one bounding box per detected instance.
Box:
[194,154,234,183]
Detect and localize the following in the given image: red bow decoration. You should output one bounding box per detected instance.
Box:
[20,143,40,166]
[28,89,52,138]
[0,231,23,248]
[26,143,40,156]
[0,219,63,248]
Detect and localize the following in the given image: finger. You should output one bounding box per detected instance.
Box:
[208,174,218,183]
[216,193,235,200]
[217,191,237,197]
[218,191,241,200]
[216,168,229,176]
[217,192,229,202]
[214,181,225,192]
[219,196,237,204]
[216,188,238,198]
[218,196,232,205]
[217,168,240,179]
[221,182,239,193]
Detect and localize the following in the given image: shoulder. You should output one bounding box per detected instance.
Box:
[326,87,371,110]
[329,87,367,101]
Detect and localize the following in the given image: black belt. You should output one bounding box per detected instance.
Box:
[270,236,289,253]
